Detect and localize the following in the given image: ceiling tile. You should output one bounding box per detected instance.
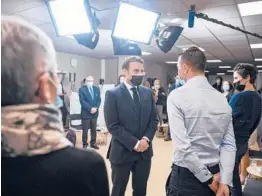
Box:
[192,37,218,44]
[242,15,262,26]
[183,0,235,9]
[1,0,44,15]
[133,0,188,14]
[198,5,239,20]
[18,5,51,23]
[252,49,262,58]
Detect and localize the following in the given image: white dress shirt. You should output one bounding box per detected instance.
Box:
[124,82,149,149]
[167,76,236,185]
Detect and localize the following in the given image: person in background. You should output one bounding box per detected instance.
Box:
[153,79,166,126]
[167,47,236,196]
[213,76,223,93]
[222,81,234,102]
[81,78,86,87]
[118,74,126,85]
[165,78,177,142]
[1,16,109,196]
[104,56,158,196]
[229,63,261,196]
[143,80,151,88]
[79,76,101,149]
[175,75,185,88]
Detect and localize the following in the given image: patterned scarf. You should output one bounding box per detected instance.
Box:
[1,104,72,158]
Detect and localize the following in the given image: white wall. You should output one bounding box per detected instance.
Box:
[56,52,101,89]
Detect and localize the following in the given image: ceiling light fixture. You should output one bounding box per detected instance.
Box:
[142,51,152,55]
[256,65,262,68]
[219,66,231,69]
[255,58,262,61]
[238,1,262,16]
[258,70,262,72]
[227,70,234,73]
[217,73,225,75]
[250,43,262,49]
[207,59,222,63]
[165,61,177,64]
[204,70,209,73]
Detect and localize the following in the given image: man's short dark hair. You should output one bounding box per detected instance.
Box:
[179,47,206,72]
[122,56,144,70]
[233,63,258,84]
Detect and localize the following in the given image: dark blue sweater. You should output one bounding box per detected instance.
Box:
[229,91,262,146]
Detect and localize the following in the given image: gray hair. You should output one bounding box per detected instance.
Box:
[1,16,57,106]
[122,56,144,70]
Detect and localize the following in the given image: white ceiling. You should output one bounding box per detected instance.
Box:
[2,0,262,74]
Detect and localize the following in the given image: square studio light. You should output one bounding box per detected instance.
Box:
[46,0,93,36]
[112,2,160,44]
[238,1,262,16]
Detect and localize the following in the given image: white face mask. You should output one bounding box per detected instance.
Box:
[155,84,160,89]
[86,81,93,87]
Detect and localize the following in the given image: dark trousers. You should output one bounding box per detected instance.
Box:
[111,158,151,196]
[166,165,218,196]
[82,118,97,145]
[230,144,248,196]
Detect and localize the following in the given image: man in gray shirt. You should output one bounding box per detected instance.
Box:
[166,47,236,196]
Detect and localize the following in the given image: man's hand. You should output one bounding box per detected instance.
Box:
[136,139,149,152]
[90,108,97,114]
[216,184,230,196]
[208,173,220,193]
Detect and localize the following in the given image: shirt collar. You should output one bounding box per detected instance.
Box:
[124,81,134,90]
[184,76,208,87]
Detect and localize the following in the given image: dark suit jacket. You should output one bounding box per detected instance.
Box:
[79,86,101,119]
[2,147,109,196]
[104,83,158,164]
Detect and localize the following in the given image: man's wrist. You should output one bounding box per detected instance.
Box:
[203,176,213,186]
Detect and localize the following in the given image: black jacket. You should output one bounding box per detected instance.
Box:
[154,87,166,106]
[104,83,158,164]
[2,147,109,196]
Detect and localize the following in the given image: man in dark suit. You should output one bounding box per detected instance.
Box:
[79,76,101,149]
[104,56,158,196]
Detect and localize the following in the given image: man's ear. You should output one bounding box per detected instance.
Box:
[38,72,52,103]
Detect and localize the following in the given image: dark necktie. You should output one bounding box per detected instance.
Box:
[131,87,141,115]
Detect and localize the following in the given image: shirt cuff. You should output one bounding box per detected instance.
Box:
[220,175,233,187]
[134,141,140,150]
[194,168,213,183]
[142,136,150,142]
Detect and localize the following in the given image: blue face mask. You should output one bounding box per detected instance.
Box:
[223,85,230,92]
[55,95,64,108]
[176,79,185,86]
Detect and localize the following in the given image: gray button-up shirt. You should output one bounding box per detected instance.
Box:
[167,76,236,185]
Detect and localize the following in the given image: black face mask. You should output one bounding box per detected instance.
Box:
[233,81,245,92]
[130,75,143,86]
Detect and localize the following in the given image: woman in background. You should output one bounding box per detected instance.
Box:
[222,80,234,102]
[153,79,166,126]
[229,63,261,196]
[213,76,223,92]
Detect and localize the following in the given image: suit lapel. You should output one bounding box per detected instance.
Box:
[138,87,147,123]
[120,83,139,117]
